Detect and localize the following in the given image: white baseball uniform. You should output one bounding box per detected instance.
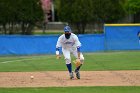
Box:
[137,31,140,45]
[56,33,84,64]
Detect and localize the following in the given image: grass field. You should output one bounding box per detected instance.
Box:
[0,51,140,72]
[0,51,140,93]
[33,30,63,35]
[0,87,140,93]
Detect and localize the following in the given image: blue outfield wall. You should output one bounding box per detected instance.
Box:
[0,35,59,55]
[0,34,105,55]
[79,34,105,52]
[104,24,140,50]
[1,24,140,55]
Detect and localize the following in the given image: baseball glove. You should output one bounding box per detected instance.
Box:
[56,55,61,59]
[73,59,81,67]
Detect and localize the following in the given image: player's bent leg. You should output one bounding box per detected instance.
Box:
[75,63,82,79]
[62,49,74,79]
[75,70,80,79]
[66,59,72,73]
[69,72,74,79]
[75,53,84,72]
[65,58,74,79]
[75,54,84,79]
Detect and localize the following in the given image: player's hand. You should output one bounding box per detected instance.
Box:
[56,55,61,59]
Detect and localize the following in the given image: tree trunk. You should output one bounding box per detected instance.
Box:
[21,22,26,35]
[76,23,82,34]
[2,23,7,34]
[9,22,14,35]
[81,22,86,34]
[26,23,34,35]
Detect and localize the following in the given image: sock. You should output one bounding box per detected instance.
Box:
[75,64,82,72]
[66,63,72,73]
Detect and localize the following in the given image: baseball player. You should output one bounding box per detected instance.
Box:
[137,31,140,45]
[56,26,84,79]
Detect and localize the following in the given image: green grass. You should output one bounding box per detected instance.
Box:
[0,87,140,93]
[0,51,140,93]
[84,51,140,71]
[33,30,63,35]
[0,51,140,72]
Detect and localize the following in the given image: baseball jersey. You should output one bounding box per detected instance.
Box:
[137,31,140,39]
[56,33,81,49]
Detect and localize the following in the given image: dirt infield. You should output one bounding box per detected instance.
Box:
[0,70,140,87]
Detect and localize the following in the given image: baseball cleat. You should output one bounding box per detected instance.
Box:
[75,71,80,79]
[69,72,74,79]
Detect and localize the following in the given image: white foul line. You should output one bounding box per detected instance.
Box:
[0,57,49,63]
[1,59,33,63]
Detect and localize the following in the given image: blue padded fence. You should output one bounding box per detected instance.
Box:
[79,34,105,52]
[0,35,59,55]
[0,34,105,55]
[104,24,140,50]
[1,24,140,55]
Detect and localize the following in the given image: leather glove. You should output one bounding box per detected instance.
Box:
[73,58,81,67]
[56,55,61,59]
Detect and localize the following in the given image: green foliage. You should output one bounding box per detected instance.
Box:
[58,0,94,34]
[57,0,126,34]
[93,0,126,23]
[125,0,140,22]
[0,0,44,35]
[125,0,140,14]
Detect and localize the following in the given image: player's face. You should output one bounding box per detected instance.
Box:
[65,32,71,39]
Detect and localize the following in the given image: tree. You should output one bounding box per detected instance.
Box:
[92,0,126,23]
[17,0,44,35]
[0,0,44,35]
[57,0,126,34]
[58,0,94,34]
[125,0,140,22]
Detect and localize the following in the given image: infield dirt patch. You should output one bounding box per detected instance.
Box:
[0,70,140,87]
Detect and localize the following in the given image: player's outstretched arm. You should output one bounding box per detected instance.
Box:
[56,47,61,59]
